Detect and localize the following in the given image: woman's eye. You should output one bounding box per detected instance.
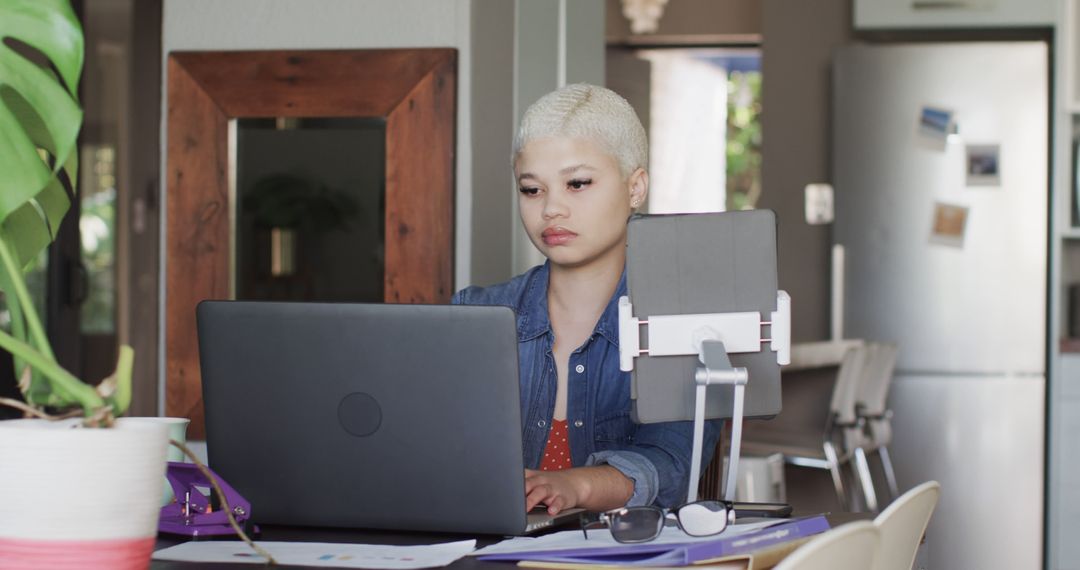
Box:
[518,186,540,196]
[568,178,592,190]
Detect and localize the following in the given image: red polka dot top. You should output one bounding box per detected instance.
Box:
[539,419,572,471]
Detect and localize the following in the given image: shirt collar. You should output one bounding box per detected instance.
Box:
[516,263,550,342]
[517,261,628,347]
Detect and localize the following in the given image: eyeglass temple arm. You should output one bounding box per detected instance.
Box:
[690,341,748,504]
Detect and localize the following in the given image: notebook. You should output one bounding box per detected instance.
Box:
[197,301,579,536]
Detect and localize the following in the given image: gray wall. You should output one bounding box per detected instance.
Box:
[758,0,853,342]
[469,0,516,289]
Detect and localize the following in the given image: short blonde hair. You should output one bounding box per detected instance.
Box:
[513,83,647,179]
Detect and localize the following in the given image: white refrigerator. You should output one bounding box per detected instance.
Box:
[832,42,1047,569]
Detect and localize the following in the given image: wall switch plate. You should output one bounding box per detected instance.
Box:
[804,183,834,225]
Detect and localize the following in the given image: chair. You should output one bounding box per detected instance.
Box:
[740,340,869,510]
[773,521,880,570]
[872,480,940,570]
[852,342,900,511]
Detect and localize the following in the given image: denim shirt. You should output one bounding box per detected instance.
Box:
[452,262,722,508]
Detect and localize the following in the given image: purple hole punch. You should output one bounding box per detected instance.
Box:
[158,461,259,537]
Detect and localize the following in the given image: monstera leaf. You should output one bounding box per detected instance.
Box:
[0,0,81,255]
[0,0,131,421]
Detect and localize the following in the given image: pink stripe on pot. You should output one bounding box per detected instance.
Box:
[0,536,155,570]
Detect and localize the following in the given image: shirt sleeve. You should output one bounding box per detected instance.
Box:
[584,449,660,506]
[585,418,724,508]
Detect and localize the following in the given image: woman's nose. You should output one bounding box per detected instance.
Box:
[542,192,568,220]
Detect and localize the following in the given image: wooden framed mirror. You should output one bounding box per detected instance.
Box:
[165,49,456,437]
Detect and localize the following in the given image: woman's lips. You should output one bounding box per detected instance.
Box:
[542,227,578,246]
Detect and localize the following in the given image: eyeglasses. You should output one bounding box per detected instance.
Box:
[580,500,735,544]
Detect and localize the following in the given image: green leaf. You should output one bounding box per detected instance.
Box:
[98,345,133,416]
[0,0,82,96]
[0,0,84,414]
[0,0,82,236]
[0,326,100,413]
[0,233,55,377]
[1,178,70,268]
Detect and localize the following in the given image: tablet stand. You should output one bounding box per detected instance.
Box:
[619,291,790,505]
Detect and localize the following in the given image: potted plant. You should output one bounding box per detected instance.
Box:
[0,3,273,566]
[0,1,172,567]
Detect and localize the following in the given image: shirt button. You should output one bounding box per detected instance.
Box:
[574,420,584,428]
[575,364,585,373]
[538,420,547,428]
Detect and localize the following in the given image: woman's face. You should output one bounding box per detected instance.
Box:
[515,136,647,270]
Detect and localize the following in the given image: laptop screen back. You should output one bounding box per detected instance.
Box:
[197,301,527,535]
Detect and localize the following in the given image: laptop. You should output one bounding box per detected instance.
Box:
[197,301,580,535]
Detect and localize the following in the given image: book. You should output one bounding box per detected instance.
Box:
[475,515,829,567]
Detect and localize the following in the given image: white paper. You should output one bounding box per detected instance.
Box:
[152,539,476,569]
[472,520,779,556]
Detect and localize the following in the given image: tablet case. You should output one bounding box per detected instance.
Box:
[626,210,782,424]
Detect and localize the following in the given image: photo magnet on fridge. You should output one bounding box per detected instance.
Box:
[966,144,1001,187]
[917,105,956,151]
[929,201,969,248]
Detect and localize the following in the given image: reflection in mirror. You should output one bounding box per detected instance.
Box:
[234,117,385,302]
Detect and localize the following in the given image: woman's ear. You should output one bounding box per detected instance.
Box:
[628,168,649,209]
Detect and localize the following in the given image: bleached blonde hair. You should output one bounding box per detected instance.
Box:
[513,83,648,179]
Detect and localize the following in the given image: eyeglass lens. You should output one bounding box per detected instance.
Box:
[609,507,665,543]
[675,501,730,537]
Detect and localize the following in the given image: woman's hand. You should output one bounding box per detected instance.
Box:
[525,469,583,514]
[525,466,634,514]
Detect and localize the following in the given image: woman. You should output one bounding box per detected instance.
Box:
[453,84,722,515]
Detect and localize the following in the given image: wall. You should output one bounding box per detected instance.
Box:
[162,0,483,289]
[160,0,502,413]
[470,0,516,288]
[605,0,846,342]
[159,0,606,410]
[605,0,761,42]
[127,0,161,417]
[758,0,853,342]
[512,0,607,275]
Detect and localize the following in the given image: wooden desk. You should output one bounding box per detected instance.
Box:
[151,513,870,569]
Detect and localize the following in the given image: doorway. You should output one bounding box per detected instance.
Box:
[606,47,763,213]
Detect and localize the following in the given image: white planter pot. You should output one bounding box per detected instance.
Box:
[0,417,170,569]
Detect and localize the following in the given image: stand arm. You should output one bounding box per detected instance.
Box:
[726,382,745,502]
[689,341,747,504]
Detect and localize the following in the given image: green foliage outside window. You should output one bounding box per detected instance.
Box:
[80,146,116,334]
[726,70,762,211]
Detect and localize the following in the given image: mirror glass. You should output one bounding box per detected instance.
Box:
[234,117,385,302]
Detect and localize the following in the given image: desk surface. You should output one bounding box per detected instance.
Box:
[152,525,509,570]
[150,513,869,569]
